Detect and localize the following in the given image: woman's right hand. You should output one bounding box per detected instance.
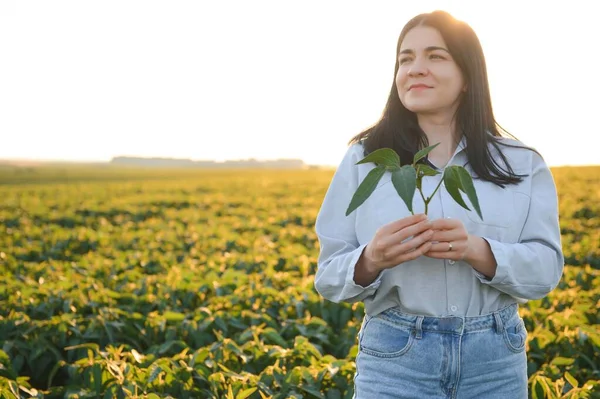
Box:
[361,213,434,273]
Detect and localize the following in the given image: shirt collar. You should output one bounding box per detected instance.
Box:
[424,135,467,171]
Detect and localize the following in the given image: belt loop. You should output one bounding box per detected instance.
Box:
[493,311,504,334]
[415,316,424,339]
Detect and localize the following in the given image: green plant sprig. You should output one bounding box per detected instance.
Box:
[345,142,484,220]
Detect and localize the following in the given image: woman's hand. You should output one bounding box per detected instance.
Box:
[361,213,434,273]
[423,217,498,279]
[423,217,473,261]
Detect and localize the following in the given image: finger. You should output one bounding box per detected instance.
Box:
[385,213,428,234]
[376,218,431,250]
[430,230,462,242]
[388,228,434,258]
[395,241,433,264]
[429,218,457,231]
[394,219,433,242]
[427,242,457,253]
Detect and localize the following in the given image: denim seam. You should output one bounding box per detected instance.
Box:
[502,319,527,353]
[360,333,415,359]
[374,316,414,332]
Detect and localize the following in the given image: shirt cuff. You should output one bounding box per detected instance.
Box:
[472,237,508,285]
[345,243,384,290]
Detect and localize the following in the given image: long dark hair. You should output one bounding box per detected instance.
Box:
[348,10,537,187]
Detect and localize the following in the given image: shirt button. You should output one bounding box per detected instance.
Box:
[450,305,458,312]
[449,260,455,265]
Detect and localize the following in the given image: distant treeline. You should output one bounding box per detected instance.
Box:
[110,156,309,169]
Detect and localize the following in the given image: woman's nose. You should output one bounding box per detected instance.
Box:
[408,58,428,76]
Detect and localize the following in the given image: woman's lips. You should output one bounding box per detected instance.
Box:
[409,84,432,91]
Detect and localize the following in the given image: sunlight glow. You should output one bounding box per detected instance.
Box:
[0,0,597,167]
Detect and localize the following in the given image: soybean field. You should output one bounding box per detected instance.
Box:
[0,164,598,398]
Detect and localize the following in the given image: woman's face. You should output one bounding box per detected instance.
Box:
[396,25,465,116]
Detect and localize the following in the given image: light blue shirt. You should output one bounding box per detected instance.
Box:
[314,135,564,317]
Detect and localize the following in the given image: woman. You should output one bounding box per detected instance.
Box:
[313,10,564,399]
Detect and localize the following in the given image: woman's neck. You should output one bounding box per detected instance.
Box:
[417,113,461,168]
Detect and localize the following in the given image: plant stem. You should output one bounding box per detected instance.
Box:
[418,187,428,215]
[422,176,445,215]
[429,176,445,202]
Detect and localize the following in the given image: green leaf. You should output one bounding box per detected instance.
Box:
[297,385,326,398]
[147,365,162,384]
[64,342,100,353]
[391,165,417,214]
[163,311,185,322]
[326,389,342,399]
[416,164,438,191]
[564,371,578,389]
[345,166,386,216]
[93,364,103,393]
[8,381,19,397]
[443,166,483,220]
[417,164,439,177]
[413,142,440,164]
[443,168,470,211]
[531,378,544,399]
[551,357,575,366]
[531,374,558,399]
[263,328,288,348]
[356,148,399,168]
[453,167,483,221]
[18,386,38,397]
[157,340,187,355]
[131,349,144,364]
[236,387,258,399]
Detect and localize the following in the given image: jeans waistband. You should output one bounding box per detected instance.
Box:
[375,303,520,336]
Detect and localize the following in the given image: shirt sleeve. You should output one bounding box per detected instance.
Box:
[313,144,383,304]
[472,151,564,300]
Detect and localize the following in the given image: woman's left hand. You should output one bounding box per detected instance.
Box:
[423,217,473,261]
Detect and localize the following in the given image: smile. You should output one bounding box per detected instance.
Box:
[409,84,432,91]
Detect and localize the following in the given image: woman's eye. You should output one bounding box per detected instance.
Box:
[430,54,445,60]
[399,57,411,64]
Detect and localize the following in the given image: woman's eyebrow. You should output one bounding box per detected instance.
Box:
[398,46,450,55]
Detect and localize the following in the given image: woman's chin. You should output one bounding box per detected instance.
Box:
[404,103,436,114]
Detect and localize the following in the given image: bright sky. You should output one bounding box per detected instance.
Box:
[0,0,598,167]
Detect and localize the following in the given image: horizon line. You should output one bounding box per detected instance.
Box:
[0,156,339,167]
[0,156,598,169]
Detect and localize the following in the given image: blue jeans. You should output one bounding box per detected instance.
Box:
[353,303,528,399]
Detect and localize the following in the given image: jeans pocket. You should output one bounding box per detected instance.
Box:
[359,316,414,358]
[503,317,527,353]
